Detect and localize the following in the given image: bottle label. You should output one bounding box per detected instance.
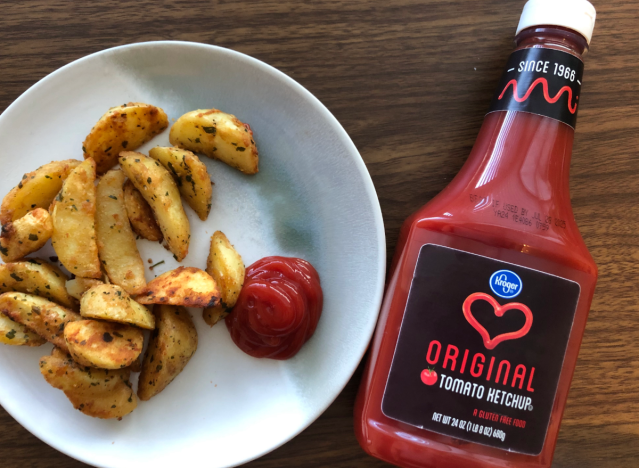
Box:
[381,244,580,455]
[488,47,584,128]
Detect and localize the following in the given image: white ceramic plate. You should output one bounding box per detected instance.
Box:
[0,42,385,467]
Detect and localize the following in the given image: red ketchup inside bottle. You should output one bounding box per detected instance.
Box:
[226,256,323,360]
[355,12,598,468]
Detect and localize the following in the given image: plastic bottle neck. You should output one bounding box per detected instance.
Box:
[515,25,589,59]
[395,27,596,274]
[420,25,592,247]
[457,26,588,207]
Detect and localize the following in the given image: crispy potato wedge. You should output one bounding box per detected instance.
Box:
[72,282,143,373]
[64,320,143,369]
[96,170,146,294]
[119,152,190,261]
[149,147,213,220]
[0,259,77,309]
[123,180,163,242]
[50,158,101,278]
[129,354,142,373]
[65,277,104,301]
[0,314,46,346]
[51,346,70,359]
[0,159,81,224]
[169,109,259,174]
[136,266,219,308]
[203,304,228,328]
[203,231,245,326]
[0,293,80,351]
[82,102,169,174]
[40,354,137,419]
[81,284,155,330]
[138,305,197,401]
[0,209,53,262]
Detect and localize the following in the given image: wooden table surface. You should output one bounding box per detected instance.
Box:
[1,0,638,467]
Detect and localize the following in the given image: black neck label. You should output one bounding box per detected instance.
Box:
[488,48,584,129]
[382,244,580,455]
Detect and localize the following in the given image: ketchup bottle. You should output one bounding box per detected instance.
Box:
[355,1,598,467]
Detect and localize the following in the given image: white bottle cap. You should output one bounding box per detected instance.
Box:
[516,0,597,44]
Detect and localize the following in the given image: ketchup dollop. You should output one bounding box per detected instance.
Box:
[226,256,323,360]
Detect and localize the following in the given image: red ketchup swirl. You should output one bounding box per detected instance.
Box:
[226,256,323,360]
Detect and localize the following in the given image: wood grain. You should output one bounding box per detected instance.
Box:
[1,0,638,466]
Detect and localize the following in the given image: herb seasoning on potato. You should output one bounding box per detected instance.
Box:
[0,292,81,352]
[138,304,197,401]
[149,146,213,220]
[65,277,104,301]
[82,102,168,174]
[0,208,53,262]
[203,231,245,326]
[122,180,163,242]
[119,152,190,261]
[0,259,77,309]
[0,159,81,225]
[169,109,259,174]
[0,314,46,346]
[136,266,220,308]
[95,169,146,294]
[64,319,144,369]
[50,158,102,278]
[40,353,137,419]
[81,283,155,330]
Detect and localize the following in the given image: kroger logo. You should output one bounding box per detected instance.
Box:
[489,270,522,299]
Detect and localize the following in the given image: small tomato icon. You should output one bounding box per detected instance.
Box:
[421,368,438,386]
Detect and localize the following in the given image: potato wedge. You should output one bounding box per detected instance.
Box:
[138,304,197,401]
[203,231,245,326]
[169,109,259,174]
[0,259,77,309]
[40,354,137,419]
[129,354,142,373]
[0,159,81,224]
[123,180,163,242]
[0,293,80,351]
[136,266,219,308]
[149,147,213,220]
[64,320,143,369]
[119,152,190,261]
[0,209,53,262]
[51,346,70,359]
[50,158,101,278]
[65,277,104,301]
[0,314,46,346]
[83,102,169,174]
[203,305,228,328]
[96,170,146,294]
[81,283,154,330]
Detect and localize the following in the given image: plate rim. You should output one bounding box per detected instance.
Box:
[0,40,386,468]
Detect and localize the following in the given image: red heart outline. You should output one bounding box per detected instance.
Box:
[462,292,533,350]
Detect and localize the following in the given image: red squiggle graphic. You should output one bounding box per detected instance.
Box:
[498,78,578,114]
